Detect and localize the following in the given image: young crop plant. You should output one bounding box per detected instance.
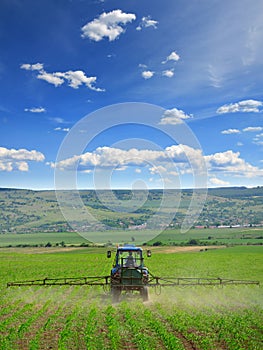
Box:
[143,308,185,350]
[0,245,262,349]
[84,307,105,349]
[122,304,164,350]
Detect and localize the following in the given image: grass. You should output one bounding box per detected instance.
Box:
[0,245,262,349]
[0,227,262,247]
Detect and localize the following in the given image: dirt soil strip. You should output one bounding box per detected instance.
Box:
[155,245,226,254]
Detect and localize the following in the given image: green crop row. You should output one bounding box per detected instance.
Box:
[0,246,262,349]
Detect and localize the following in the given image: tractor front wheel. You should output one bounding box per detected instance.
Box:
[140,286,149,302]
[111,286,121,303]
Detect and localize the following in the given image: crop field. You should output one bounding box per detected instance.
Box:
[0,227,263,248]
[0,245,262,349]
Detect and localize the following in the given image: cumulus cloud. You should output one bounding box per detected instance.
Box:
[51,144,203,172]
[217,99,263,114]
[221,128,241,134]
[0,147,45,172]
[243,126,263,132]
[159,108,193,125]
[142,70,154,79]
[24,107,46,113]
[136,16,158,31]
[205,150,263,177]
[162,51,180,64]
[37,71,65,87]
[81,10,136,41]
[162,69,174,78]
[21,63,104,91]
[52,144,263,181]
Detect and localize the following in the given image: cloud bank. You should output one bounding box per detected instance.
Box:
[52,145,263,183]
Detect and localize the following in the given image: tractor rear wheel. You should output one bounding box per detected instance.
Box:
[111,286,121,303]
[140,286,149,302]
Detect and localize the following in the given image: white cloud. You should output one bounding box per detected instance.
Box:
[209,177,230,186]
[54,127,70,132]
[81,10,136,42]
[221,128,241,134]
[20,63,44,71]
[142,70,154,79]
[243,126,263,132]
[149,165,167,175]
[162,51,180,64]
[0,147,45,172]
[138,63,147,69]
[207,64,222,88]
[253,133,263,146]
[37,71,65,87]
[217,99,263,114]
[24,107,46,113]
[159,108,193,125]
[136,16,158,31]
[52,145,263,181]
[162,69,174,78]
[205,150,263,178]
[52,144,203,172]
[21,63,104,91]
[17,161,29,172]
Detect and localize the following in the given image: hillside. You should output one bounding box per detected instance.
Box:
[0,187,262,234]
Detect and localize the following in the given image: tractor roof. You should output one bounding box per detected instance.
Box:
[117,244,142,252]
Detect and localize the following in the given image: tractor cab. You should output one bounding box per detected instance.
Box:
[115,246,143,269]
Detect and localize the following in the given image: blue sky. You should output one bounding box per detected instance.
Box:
[0,0,263,190]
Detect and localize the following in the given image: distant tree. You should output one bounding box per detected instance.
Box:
[187,239,199,246]
[153,241,162,246]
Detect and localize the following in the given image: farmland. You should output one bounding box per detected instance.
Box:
[0,245,262,349]
[0,187,263,234]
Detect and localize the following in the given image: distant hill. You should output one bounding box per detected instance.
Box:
[208,186,263,198]
[0,187,262,233]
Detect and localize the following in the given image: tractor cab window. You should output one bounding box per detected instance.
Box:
[118,250,142,267]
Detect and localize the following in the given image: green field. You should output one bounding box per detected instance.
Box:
[0,245,262,349]
[0,227,262,248]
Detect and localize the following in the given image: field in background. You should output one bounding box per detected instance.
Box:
[0,245,262,349]
[0,227,262,248]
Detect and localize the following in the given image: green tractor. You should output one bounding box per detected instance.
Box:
[108,245,151,302]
